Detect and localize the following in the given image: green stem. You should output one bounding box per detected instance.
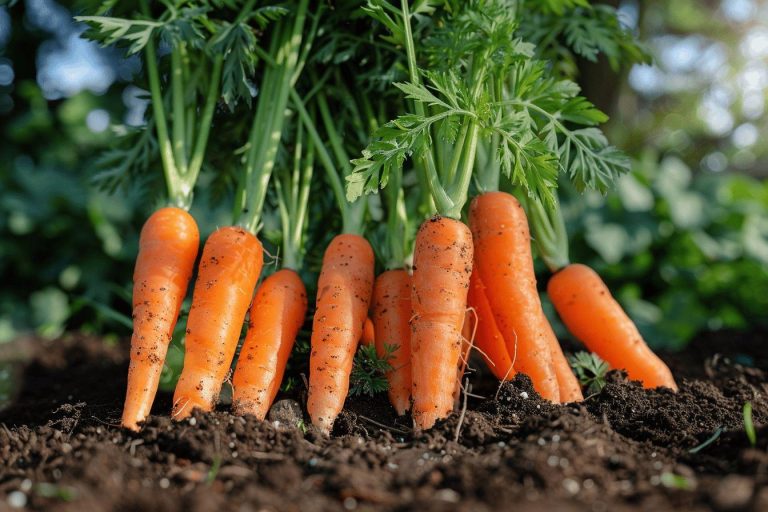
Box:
[239,0,310,234]
[290,88,354,233]
[187,55,223,185]
[143,31,184,206]
[170,46,188,175]
[524,194,570,273]
[400,0,451,216]
[447,121,480,218]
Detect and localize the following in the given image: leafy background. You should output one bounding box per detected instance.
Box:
[0,0,766,358]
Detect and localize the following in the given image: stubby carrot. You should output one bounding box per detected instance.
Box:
[172,226,263,419]
[121,207,199,431]
[548,263,678,390]
[308,234,375,434]
[410,216,473,430]
[361,316,375,347]
[371,270,412,415]
[232,269,307,419]
[469,192,560,402]
[467,270,515,381]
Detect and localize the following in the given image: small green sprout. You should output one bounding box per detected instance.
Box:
[743,402,756,447]
[568,351,609,396]
[660,472,695,491]
[688,427,723,454]
[34,483,78,501]
[349,343,397,397]
[206,455,222,486]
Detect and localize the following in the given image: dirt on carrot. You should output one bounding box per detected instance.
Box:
[1,331,767,512]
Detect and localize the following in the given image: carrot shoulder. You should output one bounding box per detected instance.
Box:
[122,207,199,431]
[372,269,412,416]
[307,234,374,434]
[232,268,307,419]
[410,216,473,430]
[548,263,677,390]
[469,192,560,402]
[172,226,263,419]
[467,270,515,381]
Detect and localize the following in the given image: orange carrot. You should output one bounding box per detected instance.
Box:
[361,316,375,347]
[307,234,375,434]
[548,263,677,390]
[410,216,473,430]
[544,322,584,402]
[371,269,412,416]
[171,226,263,419]
[231,269,307,419]
[467,270,515,381]
[121,207,199,431]
[469,192,560,402]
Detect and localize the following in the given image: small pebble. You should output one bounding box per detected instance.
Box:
[711,475,753,511]
[7,491,26,509]
[20,480,32,492]
[563,478,580,495]
[159,478,170,489]
[520,391,529,399]
[189,418,197,426]
[267,399,303,427]
[343,497,357,510]
[434,489,460,503]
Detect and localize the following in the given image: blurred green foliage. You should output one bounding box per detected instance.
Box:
[0,0,765,355]
[562,151,768,349]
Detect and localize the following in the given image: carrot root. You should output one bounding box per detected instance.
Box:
[232,269,307,419]
[172,226,263,420]
[122,207,199,431]
[469,192,560,402]
[307,234,375,434]
[372,270,413,416]
[548,263,678,391]
[410,216,473,431]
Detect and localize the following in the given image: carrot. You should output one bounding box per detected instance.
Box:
[121,207,199,431]
[307,234,375,434]
[469,192,560,402]
[361,316,375,347]
[231,269,307,419]
[548,263,678,390]
[171,226,263,419]
[544,322,584,402]
[410,216,473,430]
[371,269,412,416]
[467,270,515,381]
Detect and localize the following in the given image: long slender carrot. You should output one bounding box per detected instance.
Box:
[308,234,375,434]
[544,322,584,402]
[171,226,263,419]
[469,192,560,402]
[410,216,473,430]
[121,207,199,431]
[361,316,375,347]
[371,269,412,416]
[547,263,678,390]
[231,269,307,419]
[467,270,515,381]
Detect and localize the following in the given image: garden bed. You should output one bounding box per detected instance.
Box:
[1,332,766,511]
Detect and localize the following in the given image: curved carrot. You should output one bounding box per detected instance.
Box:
[548,263,678,390]
[371,269,412,416]
[467,270,515,381]
[232,269,307,419]
[361,316,375,347]
[172,226,263,419]
[544,322,584,402]
[308,234,375,434]
[469,192,560,402]
[122,207,199,431]
[411,216,473,430]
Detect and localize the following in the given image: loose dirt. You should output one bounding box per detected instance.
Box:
[1,331,766,511]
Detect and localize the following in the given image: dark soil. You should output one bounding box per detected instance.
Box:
[1,331,767,511]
